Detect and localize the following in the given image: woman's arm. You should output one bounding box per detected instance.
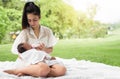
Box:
[35,43,53,54]
[11,30,27,54]
[43,47,53,54]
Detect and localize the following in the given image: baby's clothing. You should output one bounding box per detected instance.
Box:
[19,49,59,66]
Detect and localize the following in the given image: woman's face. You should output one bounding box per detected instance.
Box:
[27,13,40,28]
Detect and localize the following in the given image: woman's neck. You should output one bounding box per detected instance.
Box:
[32,25,40,31]
[32,25,40,38]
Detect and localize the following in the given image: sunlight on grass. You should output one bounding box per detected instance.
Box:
[52,36,120,66]
[0,44,17,61]
[0,35,120,66]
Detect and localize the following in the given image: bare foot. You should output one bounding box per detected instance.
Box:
[4,69,17,75]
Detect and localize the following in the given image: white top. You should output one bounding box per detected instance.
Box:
[11,26,57,54]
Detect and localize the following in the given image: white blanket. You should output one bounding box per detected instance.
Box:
[0,57,120,79]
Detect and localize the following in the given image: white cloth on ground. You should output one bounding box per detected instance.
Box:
[0,57,120,79]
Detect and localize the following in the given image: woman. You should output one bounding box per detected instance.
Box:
[8,2,66,77]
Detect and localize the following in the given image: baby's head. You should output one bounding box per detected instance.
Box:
[17,43,32,53]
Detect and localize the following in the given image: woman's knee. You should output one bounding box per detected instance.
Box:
[37,62,50,77]
[57,66,66,76]
[52,65,66,76]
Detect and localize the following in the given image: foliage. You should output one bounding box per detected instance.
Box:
[0,6,21,44]
[6,9,22,31]
[0,0,111,44]
[36,0,78,39]
[90,26,107,38]
[0,6,9,43]
[0,0,24,10]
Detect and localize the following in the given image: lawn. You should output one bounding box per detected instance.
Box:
[52,36,120,67]
[0,34,120,67]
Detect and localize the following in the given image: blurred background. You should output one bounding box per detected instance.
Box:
[0,0,120,43]
[0,0,120,66]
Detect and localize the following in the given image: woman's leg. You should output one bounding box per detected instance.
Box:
[47,64,66,77]
[4,70,24,76]
[4,62,50,77]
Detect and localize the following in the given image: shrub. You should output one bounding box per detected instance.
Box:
[90,26,107,38]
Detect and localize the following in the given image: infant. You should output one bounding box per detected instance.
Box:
[17,43,58,66]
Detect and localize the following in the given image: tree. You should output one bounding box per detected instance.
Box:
[0,6,9,43]
[37,0,78,39]
[0,6,21,43]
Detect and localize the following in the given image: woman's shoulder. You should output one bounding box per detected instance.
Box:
[41,25,51,31]
[20,28,30,33]
[41,25,52,33]
[20,28,26,32]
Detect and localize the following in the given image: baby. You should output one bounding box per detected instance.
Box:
[17,43,57,66]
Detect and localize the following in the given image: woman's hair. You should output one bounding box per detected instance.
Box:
[17,43,27,53]
[22,2,41,29]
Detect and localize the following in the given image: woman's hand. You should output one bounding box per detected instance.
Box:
[35,43,53,54]
[35,43,45,50]
[38,43,45,50]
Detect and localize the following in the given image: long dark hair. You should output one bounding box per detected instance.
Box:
[22,2,41,29]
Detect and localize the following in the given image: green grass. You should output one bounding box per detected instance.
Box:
[52,35,120,67]
[0,44,17,61]
[0,34,120,66]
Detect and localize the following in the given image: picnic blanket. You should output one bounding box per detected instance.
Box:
[0,57,120,79]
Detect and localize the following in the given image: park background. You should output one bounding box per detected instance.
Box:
[0,0,120,67]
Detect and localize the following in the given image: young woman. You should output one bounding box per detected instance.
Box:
[5,2,66,77]
[4,43,59,77]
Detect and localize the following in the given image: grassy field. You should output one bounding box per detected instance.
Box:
[0,44,17,61]
[0,30,120,67]
[52,36,120,66]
